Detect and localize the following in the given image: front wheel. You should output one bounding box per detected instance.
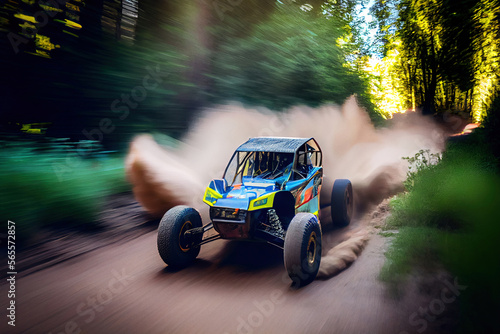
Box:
[157,205,202,268]
[284,213,322,287]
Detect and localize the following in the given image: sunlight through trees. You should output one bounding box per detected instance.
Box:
[368,0,500,121]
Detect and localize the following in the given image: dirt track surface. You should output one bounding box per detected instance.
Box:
[1,205,450,334]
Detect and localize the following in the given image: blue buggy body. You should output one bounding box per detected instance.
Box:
[157,137,353,286]
[203,137,323,247]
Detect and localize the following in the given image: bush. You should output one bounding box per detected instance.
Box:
[379,226,443,288]
[402,149,441,191]
[0,147,128,244]
[381,140,500,332]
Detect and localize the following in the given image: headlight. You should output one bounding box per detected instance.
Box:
[211,207,221,217]
[211,207,246,220]
[253,198,268,207]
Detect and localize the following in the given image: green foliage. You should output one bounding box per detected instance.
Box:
[378,231,397,237]
[439,191,500,333]
[0,147,128,244]
[210,5,383,123]
[402,149,441,191]
[1,0,387,148]
[387,144,496,233]
[67,36,192,149]
[470,0,500,120]
[369,0,499,120]
[381,140,500,332]
[370,0,400,56]
[395,0,476,114]
[379,226,443,287]
[384,194,409,229]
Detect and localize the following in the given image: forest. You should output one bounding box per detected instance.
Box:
[1,2,500,332]
[1,0,498,148]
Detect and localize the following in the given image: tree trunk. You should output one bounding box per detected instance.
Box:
[423,72,437,115]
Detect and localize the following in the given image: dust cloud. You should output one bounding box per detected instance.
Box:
[317,228,372,278]
[318,199,391,279]
[126,97,445,278]
[126,96,445,216]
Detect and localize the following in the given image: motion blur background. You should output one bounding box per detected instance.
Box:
[0,0,384,149]
[1,1,500,333]
[1,0,499,238]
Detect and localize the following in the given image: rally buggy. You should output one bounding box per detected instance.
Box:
[157,137,353,286]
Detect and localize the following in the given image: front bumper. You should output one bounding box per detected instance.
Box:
[210,207,251,239]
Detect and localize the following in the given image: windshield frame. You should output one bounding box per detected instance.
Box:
[223,151,295,187]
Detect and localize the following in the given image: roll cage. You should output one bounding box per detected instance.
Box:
[223,137,322,187]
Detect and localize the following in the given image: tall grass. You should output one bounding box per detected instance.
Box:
[0,147,128,244]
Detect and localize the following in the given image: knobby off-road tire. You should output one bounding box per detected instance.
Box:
[157,205,202,268]
[331,179,353,228]
[284,213,322,287]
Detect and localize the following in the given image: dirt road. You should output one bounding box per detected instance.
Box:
[1,204,445,334]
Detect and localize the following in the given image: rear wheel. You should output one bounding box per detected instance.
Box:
[157,205,202,268]
[331,179,353,227]
[284,213,322,287]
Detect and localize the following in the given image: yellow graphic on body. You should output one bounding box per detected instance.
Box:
[248,192,276,211]
[203,187,222,206]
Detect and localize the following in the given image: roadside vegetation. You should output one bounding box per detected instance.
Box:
[380,96,500,332]
[0,140,128,246]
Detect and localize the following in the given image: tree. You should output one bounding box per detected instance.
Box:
[369,0,499,120]
[211,5,376,116]
[471,0,500,121]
